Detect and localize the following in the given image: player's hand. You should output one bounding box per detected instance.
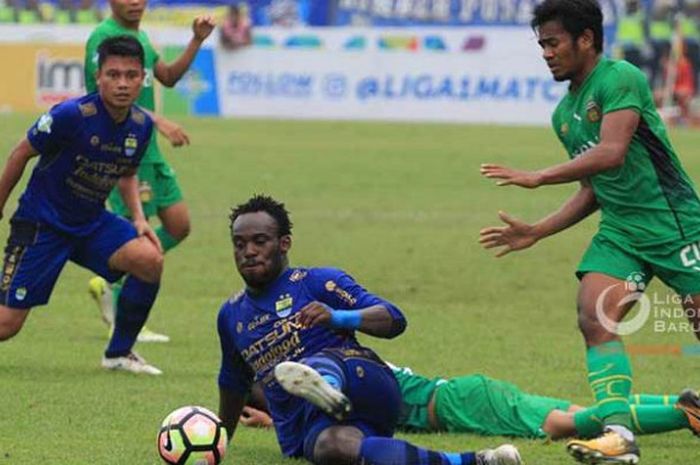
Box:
[479,211,538,257]
[133,218,163,253]
[480,164,544,188]
[240,406,273,428]
[156,117,190,148]
[192,15,216,42]
[298,301,333,328]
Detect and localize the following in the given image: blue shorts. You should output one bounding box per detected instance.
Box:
[299,347,401,461]
[0,212,137,309]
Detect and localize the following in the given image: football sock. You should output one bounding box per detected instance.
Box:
[111,279,123,317]
[156,226,181,253]
[586,341,633,430]
[105,276,159,357]
[574,404,688,436]
[304,355,346,391]
[629,394,679,405]
[359,437,477,465]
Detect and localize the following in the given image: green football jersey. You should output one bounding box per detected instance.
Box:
[552,58,700,247]
[85,17,161,163]
[389,364,445,431]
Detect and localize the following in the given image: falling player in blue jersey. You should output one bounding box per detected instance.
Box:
[216,195,522,465]
[0,36,164,375]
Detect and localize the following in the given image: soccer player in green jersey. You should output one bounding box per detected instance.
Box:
[237,364,700,442]
[480,1,700,464]
[84,0,214,342]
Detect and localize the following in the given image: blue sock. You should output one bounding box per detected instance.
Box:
[304,355,346,391]
[104,276,159,358]
[359,437,477,465]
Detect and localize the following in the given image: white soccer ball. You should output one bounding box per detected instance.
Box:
[157,406,228,465]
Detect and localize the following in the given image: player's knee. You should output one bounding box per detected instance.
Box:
[141,250,164,282]
[577,307,612,343]
[0,317,24,341]
[172,221,190,242]
[312,427,362,465]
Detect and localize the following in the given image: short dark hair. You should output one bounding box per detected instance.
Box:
[97,35,145,69]
[229,195,293,237]
[532,0,604,53]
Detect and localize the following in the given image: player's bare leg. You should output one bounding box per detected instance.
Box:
[567,273,640,464]
[0,305,30,341]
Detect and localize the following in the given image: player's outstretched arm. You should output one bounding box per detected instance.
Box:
[480,181,598,257]
[219,388,248,441]
[154,15,215,87]
[117,171,162,251]
[0,138,39,220]
[299,302,405,338]
[481,110,639,188]
[143,110,190,148]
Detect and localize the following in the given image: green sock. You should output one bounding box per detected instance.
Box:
[574,405,688,436]
[629,405,688,434]
[629,394,679,406]
[156,226,181,253]
[587,341,633,429]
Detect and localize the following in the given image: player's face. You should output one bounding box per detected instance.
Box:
[96,56,145,110]
[232,212,291,290]
[537,20,591,82]
[109,0,146,24]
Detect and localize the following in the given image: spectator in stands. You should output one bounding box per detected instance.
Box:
[655,44,696,125]
[0,0,15,22]
[649,0,675,88]
[55,0,100,24]
[220,4,252,50]
[615,0,648,71]
[15,0,42,23]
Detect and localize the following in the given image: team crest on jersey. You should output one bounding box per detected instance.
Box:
[124,135,138,157]
[15,287,27,301]
[131,110,146,125]
[560,122,569,136]
[275,294,293,318]
[289,270,308,282]
[90,135,100,146]
[586,100,601,123]
[37,113,53,134]
[236,322,243,334]
[79,103,97,117]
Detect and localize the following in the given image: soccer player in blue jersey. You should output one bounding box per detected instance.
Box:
[216,195,522,465]
[0,35,164,375]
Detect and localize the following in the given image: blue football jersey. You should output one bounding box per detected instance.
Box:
[17,93,153,236]
[217,267,406,455]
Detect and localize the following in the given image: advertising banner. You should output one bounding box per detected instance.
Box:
[0,43,84,113]
[215,27,566,125]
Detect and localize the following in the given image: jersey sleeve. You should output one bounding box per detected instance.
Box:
[307,267,407,332]
[84,30,107,93]
[26,102,80,158]
[217,304,254,394]
[598,63,644,115]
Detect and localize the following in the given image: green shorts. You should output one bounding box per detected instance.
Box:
[577,232,700,296]
[434,375,570,439]
[108,160,183,219]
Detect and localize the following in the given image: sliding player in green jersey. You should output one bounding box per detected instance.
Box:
[480,1,700,464]
[237,364,700,441]
[84,0,214,342]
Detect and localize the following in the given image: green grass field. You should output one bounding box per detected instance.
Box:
[1,113,700,464]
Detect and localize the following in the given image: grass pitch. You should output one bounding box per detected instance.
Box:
[1,114,700,464]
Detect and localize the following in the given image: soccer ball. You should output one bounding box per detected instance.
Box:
[157,406,228,465]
